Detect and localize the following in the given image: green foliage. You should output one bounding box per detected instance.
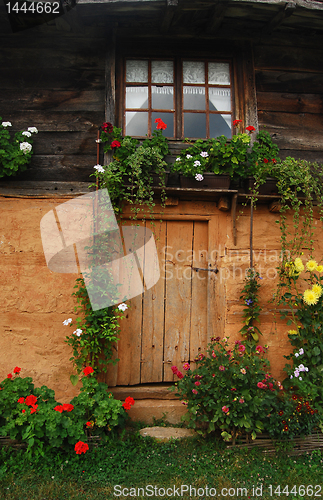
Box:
[65,278,126,379]
[0,118,37,178]
[170,338,281,442]
[0,369,131,456]
[239,269,262,342]
[171,129,280,180]
[93,122,169,214]
[277,257,323,406]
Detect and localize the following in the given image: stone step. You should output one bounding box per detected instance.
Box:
[139,426,196,441]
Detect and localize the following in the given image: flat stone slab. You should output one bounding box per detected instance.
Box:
[139,426,196,441]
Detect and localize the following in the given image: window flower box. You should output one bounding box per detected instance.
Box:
[179,173,231,189]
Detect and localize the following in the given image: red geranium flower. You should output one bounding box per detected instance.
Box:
[62,403,74,412]
[111,140,121,148]
[86,422,92,427]
[102,122,113,133]
[13,367,21,374]
[25,395,37,406]
[83,366,94,377]
[7,373,12,379]
[54,405,64,413]
[176,371,184,379]
[75,441,89,455]
[30,404,38,414]
[125,397,135,406]
[246,125,256,133]
[22,409,26,414]
[263,159,269,163]
[122,402,131,410]
[233,119,242,126]
[155,118,167,130]
[17,397,25,404]
[171,366,178,374]
[272,159,277,163]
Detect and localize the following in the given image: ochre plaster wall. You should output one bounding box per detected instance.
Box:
[1,196,322,399]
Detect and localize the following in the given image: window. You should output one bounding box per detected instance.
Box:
[123,58,233,140]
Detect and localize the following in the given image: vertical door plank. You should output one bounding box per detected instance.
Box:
[189,221,208,370]
[164,220,193,381]
[141,220,166,383]
[207,215,226,339]
[115,221,145,386]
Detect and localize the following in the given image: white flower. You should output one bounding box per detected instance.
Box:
[193,160,201,167]
[73,329,82,337]
[299,348,304,355]
[176,157,181,162]
[195,174,204,181]
[305,367,309,372]
[295,353,299,357]
[200,151,209,158]
[95,139,102,143]
[298,364,305,371]
[118,303,128,312]
[22,131,32,137]
[299,377,302,381]
[20,142,32,154]
[28,127,38,134]
[94,164,105,173]
[63,318,72,325]
[186,154,192,159]
[2,121,12,127]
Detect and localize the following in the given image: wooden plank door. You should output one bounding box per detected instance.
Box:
[107,216,223,386]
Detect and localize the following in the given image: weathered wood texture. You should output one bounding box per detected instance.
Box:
[254,43,323,162]
[0,30,106,182]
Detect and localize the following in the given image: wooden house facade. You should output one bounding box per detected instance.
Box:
[1,0,323,419]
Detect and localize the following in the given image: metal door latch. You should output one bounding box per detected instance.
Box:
[191,266,218,274]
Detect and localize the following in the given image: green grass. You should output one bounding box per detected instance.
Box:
[0,430,322,499]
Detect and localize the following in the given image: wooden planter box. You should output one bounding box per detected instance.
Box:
[123,172,169,187]
[246,177,278,195]
[179,174,231,189]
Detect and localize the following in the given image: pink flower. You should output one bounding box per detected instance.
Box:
[239,398,245,404]
[257,382,267,389]
[219,365,225,371]
[238,345,246,353]
[212,351,216,358]
[171,366,178,374]
[176,371,184,379]
[256,345,264,353]
[231,388,237,392]
[240,368,247,374]
[192,389,198,394]
[212,374,215,377]
[222,406,229,413]
[194,381,201,386]
[183,363,190,371]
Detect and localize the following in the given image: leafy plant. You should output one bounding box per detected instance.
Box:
[0,367,134,455]
[64,278,127,383]
[239,269,262,342]
[0,118,38,178]
[93,119,169,215]
[170,338,281,443]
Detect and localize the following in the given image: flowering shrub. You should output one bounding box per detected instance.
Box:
[239,269,262,342]
[0,118,38,178]
[171,338,282,443]
[171,126,279,181]
[0,367,134,454]
[279,257,323,407]
[93,118,169,213]
[267,394,320,439]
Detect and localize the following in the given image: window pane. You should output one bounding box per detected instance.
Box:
[152,112,174,137]
[184,113,206,138]
[126,87,148,109]
[126,60,148,83]
[210,114,232,138]
[126,112,148,136]
[183,61,205,84]
[152,61,174,83]
[152,86,174,109]
[209,88,231,112]
[183,87,205,110]
[208,62,230,85]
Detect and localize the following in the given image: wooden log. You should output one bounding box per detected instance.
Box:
[257,91,323,114]
[255,69,323,93]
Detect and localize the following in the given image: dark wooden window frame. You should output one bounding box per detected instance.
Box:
[123,57,234,140]
[113,39,258,145]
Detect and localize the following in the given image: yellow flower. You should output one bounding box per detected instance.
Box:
[294,258,304,273]
[306,260,318,272]
[303,289,319,306]
[312,284,323,297]
[317,265,323,272]
[288,330,298,335]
